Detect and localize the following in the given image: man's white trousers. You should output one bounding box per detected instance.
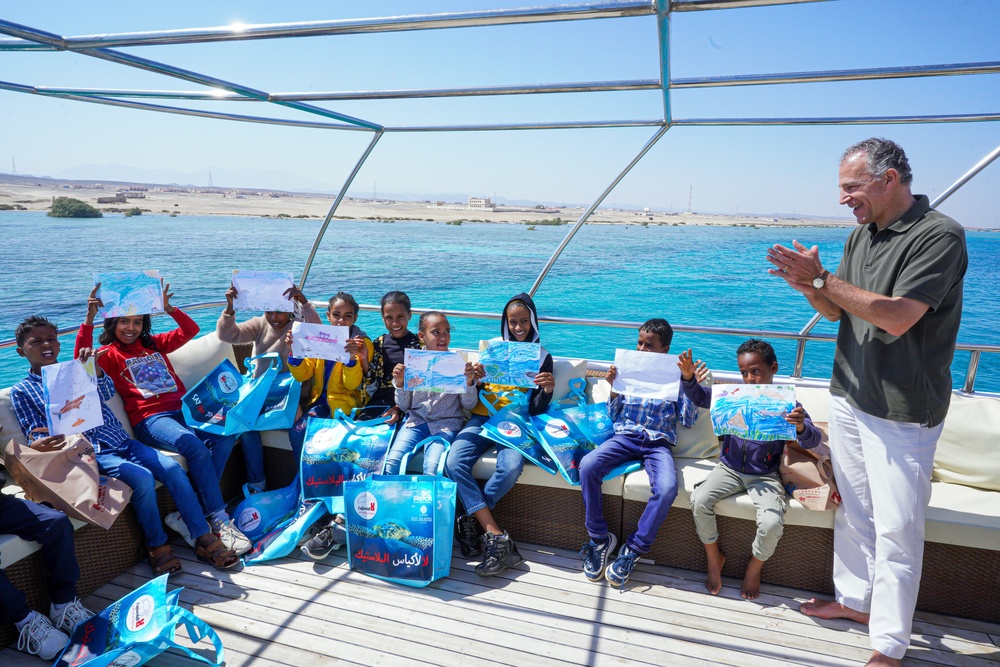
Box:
[828,395,942,660]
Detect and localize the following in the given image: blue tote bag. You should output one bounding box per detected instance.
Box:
[181,353,279,436]
[253,371,301,431]
[232,480,300,543]
[479,390,558,475]
[344,474,456,587]
[55,574,222,667]
[301,411,394,514]
[536,378,638,485]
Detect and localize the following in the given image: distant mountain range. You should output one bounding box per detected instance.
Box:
[0,167,845,220]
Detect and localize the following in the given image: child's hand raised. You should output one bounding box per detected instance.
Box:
[392,363,405,388]
[605,365,618,385]
[534,371,555,394]
[472,362,486,381]
[162,283,176,313]
[464,361,477,386]
[785,405,806,434]
[284,329,294,349]
[225,284,238,314]
[86,284,104,325]
[283,285,308,305]
[677,348,709,383]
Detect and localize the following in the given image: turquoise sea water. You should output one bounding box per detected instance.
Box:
[1,211,997,393]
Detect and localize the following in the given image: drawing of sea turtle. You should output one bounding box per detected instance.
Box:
[348,519,434,550]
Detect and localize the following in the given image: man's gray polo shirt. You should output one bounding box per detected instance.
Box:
[829,195,967,427]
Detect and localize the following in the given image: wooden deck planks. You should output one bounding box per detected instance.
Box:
[2,541,999,667]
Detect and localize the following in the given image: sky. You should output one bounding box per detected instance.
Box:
[2,0,999,226]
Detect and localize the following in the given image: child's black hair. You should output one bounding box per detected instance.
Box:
[737,338,778,366]
[380,291,411,313]
[99,315,156,349]
[328,292,360,316]
[15,315,58,346]
[418,311,446,332]
[639,318,673,349]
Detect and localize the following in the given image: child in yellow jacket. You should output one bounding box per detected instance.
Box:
[284,292,374,461]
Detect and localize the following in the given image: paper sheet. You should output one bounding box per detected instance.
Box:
[232,270,295,312]
[403,349,468,394]
[291,322,351,362]
[41,358,104,436]
[611,349,681,401]
[710,384,797,441]
[94,271,164,318]
[478,340,541,388]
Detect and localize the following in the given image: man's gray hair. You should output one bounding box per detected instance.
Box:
[841,137,913,185]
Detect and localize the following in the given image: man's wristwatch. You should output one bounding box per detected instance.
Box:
[812,269,830,289]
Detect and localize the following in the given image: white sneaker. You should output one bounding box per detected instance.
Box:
[50,598,93,634]
[165,511,196,548]
[17,611,70,660]
[213,518,252,556]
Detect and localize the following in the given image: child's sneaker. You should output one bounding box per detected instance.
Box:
[301,520,347,560]
[164,511,196,548]
[16,611,70,661]
[456,514,482,558]
[49,598,92,634]
[579,533,618,582]
[213,518,252,556]
[605,544,642,590]
[475,531,523,577]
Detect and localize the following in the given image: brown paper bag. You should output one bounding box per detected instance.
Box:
[779,438,841,511]
[3,436,132,529]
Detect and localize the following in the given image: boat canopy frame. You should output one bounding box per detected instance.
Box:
[1,0,998,391]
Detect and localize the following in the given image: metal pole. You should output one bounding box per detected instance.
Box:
[655,0,671,124]
[964,350,981,394]
[528,125,668,297]
[299,130,384,290]
[931,142,1000,208]
[792,312,824,378]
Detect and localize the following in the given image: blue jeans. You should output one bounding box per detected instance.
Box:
[96,439,210,547]
[238,430,267,489]
[580,432,677,554]
[288,404,332,464]
[383,422,456,476]
[133,410,235,516]
[0,494,79,624]
[444,414,525,515]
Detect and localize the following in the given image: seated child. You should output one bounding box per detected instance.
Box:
[382,312,479,475]
[358,291,420,421]
[216,281,321,492]
[686,338,821,599]
[1,491,91,660]
[11,316,239,572]
[444,293,555,577]
[285,291,374,462]
[77,283,250,556]
[291,292,374,560]
[578,318,702,589]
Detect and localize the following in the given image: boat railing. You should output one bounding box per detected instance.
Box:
[2,299,996,395]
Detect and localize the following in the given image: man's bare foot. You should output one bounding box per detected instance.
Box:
[740,556,764,600]
[703,543,726,595]
[799,599,870,624]
[865,650,901,666]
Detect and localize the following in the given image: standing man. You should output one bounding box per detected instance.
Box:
[766,137,967,667]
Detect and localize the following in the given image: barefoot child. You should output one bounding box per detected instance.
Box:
[685,338,821,599]
[382,312,479,475]
[358,291,421,421]
[216,280,321,492]
[578,318,703,590]
[77,283,251,556]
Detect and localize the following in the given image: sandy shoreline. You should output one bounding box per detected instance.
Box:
[0,180,853,228]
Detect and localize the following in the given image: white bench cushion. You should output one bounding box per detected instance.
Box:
[933,393,1000,492]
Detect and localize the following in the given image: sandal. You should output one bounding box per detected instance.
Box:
[148,544,182,575]
[195,533,238,569]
